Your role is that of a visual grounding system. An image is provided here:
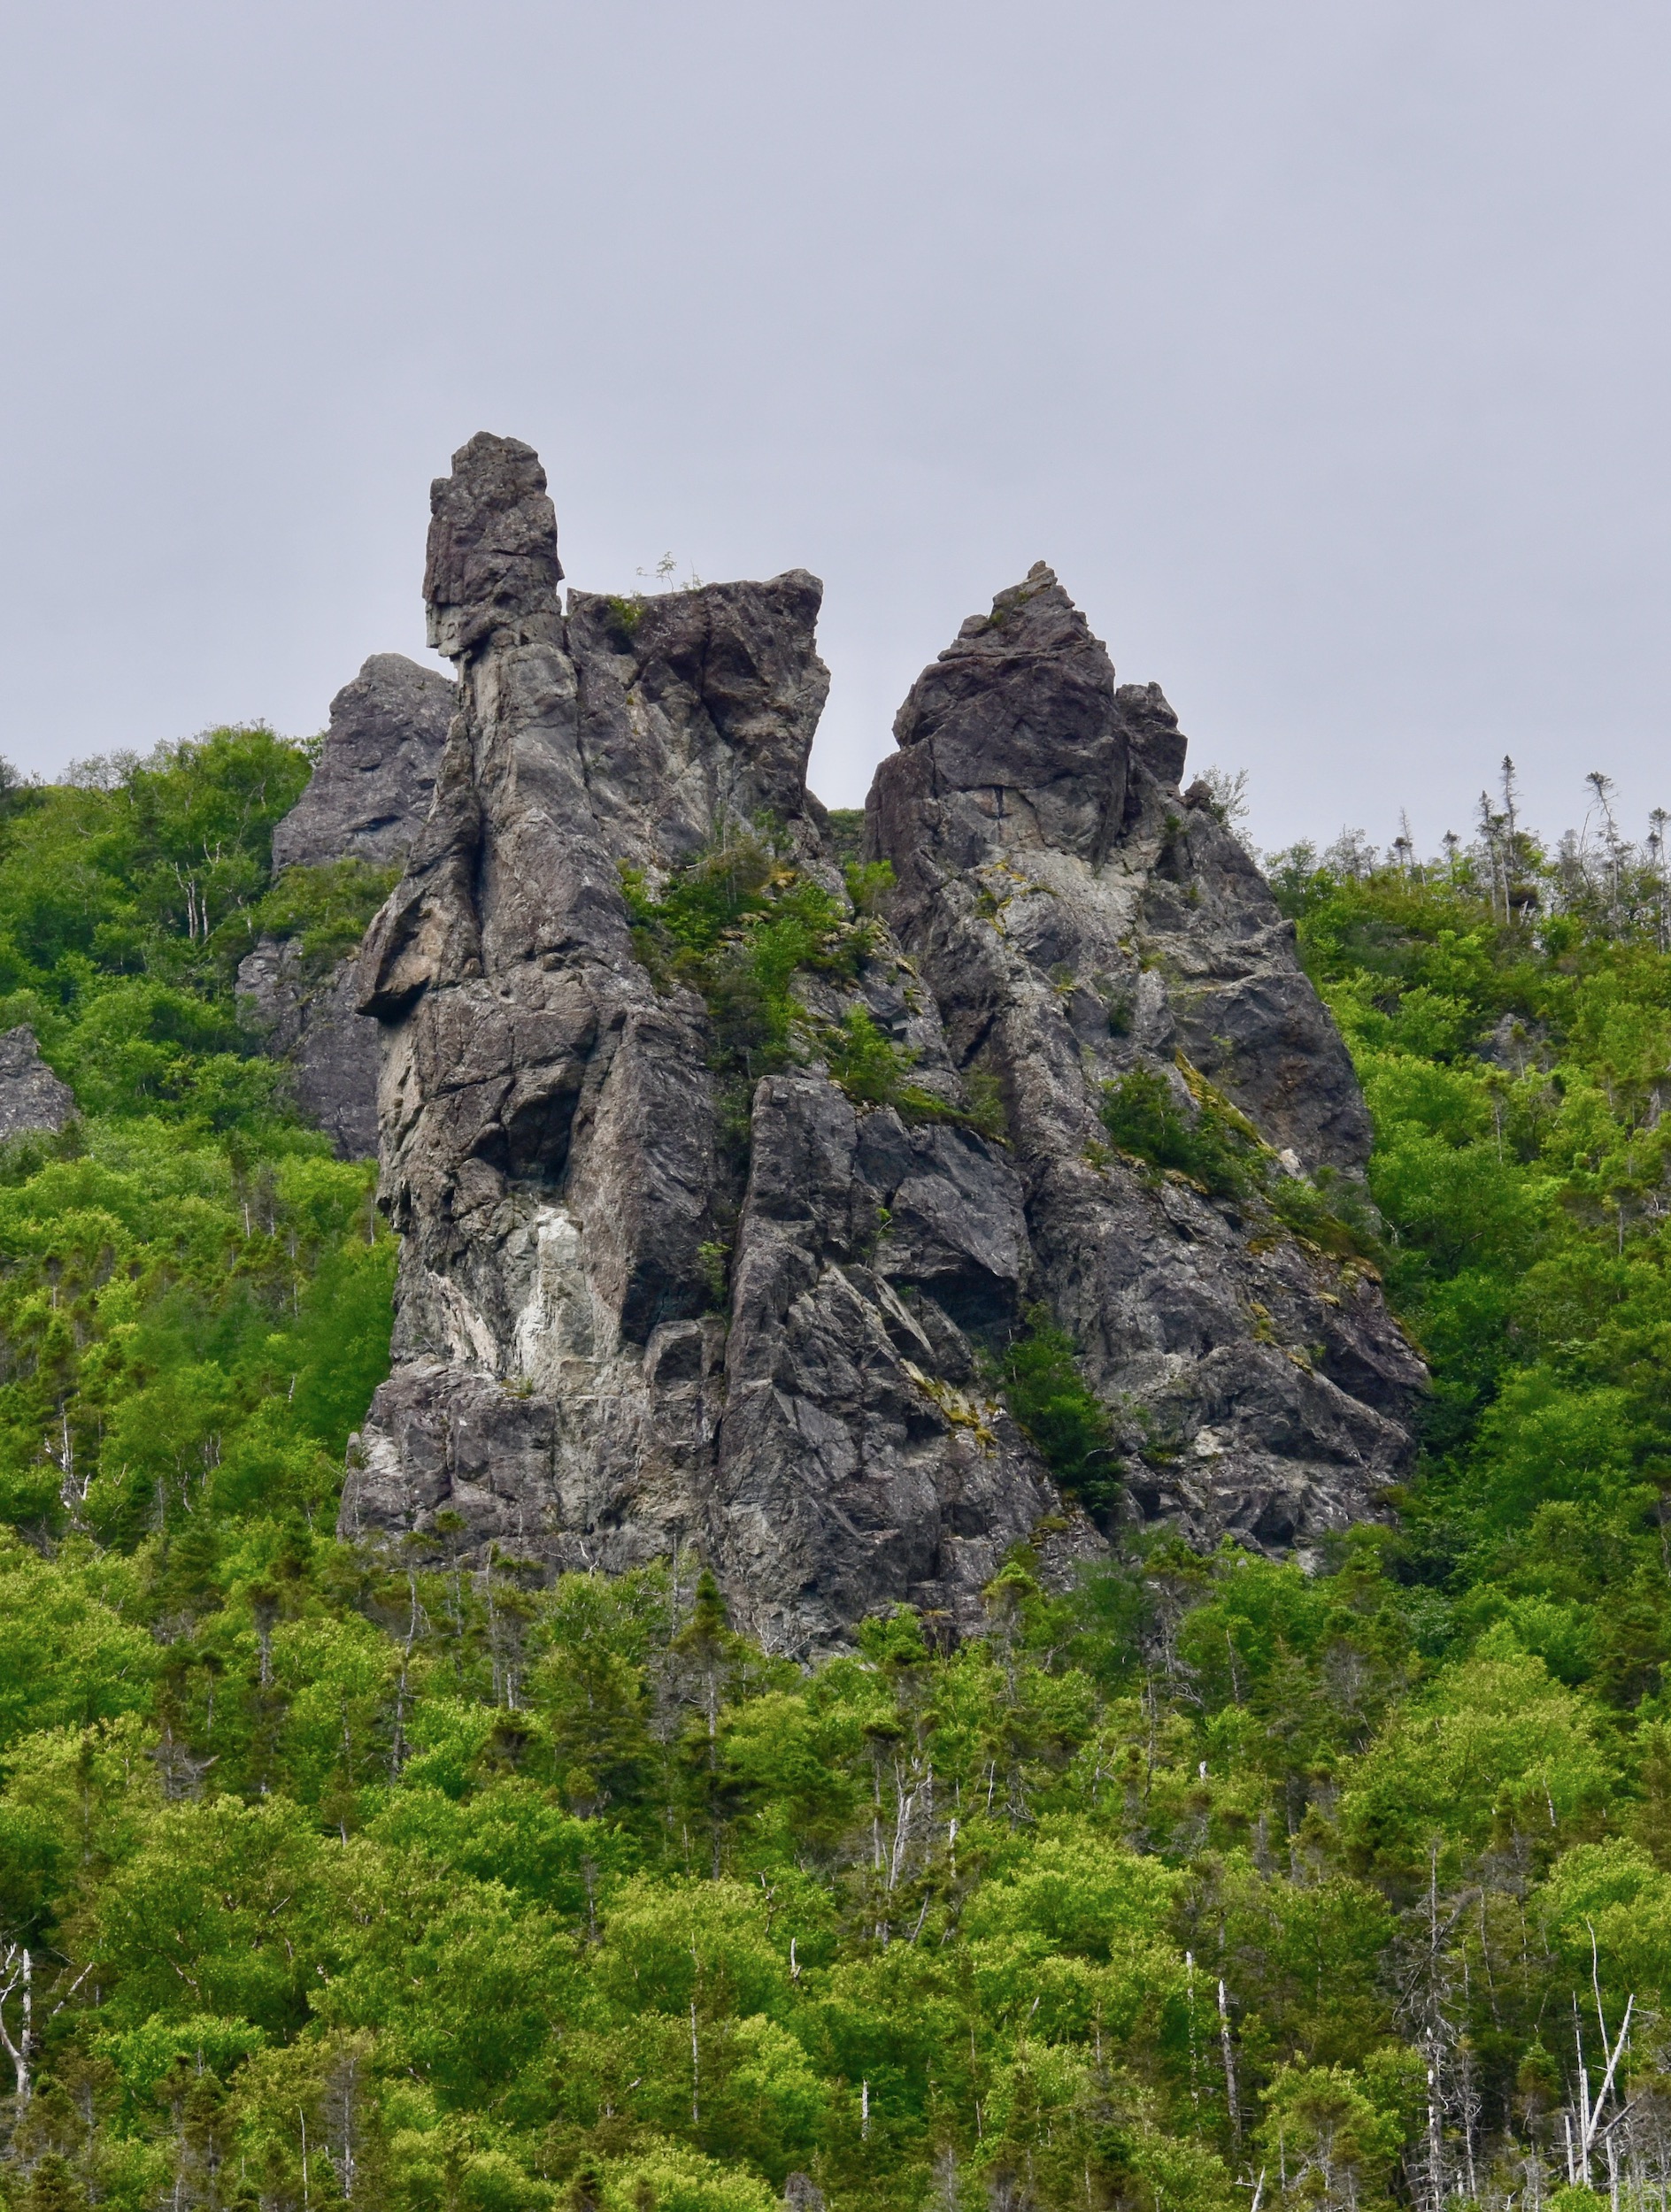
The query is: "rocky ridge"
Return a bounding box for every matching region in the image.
[329,433,1423,1647]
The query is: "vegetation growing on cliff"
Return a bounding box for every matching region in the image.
[621,834,1005,1138]
[620,832,881,1084]
[999,1308,1121,1510]
[9,761,1671,2212]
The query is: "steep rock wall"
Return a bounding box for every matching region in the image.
[337,434,1423,1643]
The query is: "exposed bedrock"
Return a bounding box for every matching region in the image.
[239,654,454,1156]
[338,435,1424,1642]
[0,1026,77,1143]
[274,653,454,872]
[867,562,1422,1552]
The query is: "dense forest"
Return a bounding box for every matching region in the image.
[4,738,1671,2212]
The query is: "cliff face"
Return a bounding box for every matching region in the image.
[870,566,1421,1553]
[272,653,453,874]
[333,433,1423,1647]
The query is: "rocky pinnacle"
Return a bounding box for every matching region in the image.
[333,435,1424,1647]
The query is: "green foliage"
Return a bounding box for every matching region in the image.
[625,840,1000,1140]
[1001,1306,1120,1509]
[18,763,1671,2211]
[1099,1065,1251,1196]
[252,858,401,973]
[0,726,309,991]
[0,1125,392,1543]
[621,833,862,1080]
[820,1005,909,1105]
[841,857,893,915]
[822,809,866,868]
[1098,1062,1383,1264]
[0,731,395,1563]
[1282,841,1671,1601]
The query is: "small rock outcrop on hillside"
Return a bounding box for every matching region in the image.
[238,655,453,1156]
[0,1027,76,1143]
[330,433,1423,1647]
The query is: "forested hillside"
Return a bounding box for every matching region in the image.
[5,741,1671,2212]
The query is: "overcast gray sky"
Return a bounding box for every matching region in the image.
[2,1,1666,853]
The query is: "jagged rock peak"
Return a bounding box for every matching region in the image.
[872,566,1372,1174]
[889,564,1127,867]
[272,654,454,874]
[867,571,1421,1554]
[338,439,1423,1635]
[424,434,564,662]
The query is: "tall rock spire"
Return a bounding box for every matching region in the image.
[423,433,564,660]
[870,569,1418,1550]
[336,438,1423,1639]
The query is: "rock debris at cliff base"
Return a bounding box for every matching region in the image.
[284,431,1432,1646]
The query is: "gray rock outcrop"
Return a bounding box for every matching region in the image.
[0,1027,75,1143]
[272,654,454,872]
[239,654,455,1156]
[338,434,1424,1643]
[237,940,383,1162]
[869,563,1421,1553]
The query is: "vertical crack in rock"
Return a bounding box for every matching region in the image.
[335,443,1425,1643]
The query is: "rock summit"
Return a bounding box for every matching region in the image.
[312,434,1422,1647]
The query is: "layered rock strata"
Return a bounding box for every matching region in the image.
[338,434,1423,1644]
[238,655,454,1156]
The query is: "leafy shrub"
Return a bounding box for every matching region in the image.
[1265,1162,1389,1264]
[1001,1306,1120,1510]
[624,841,1003,1142]
[823,1006,910,1106]
[843,857,894,915]
[1099,1066,1251,1196]
[251,857,401,972]
[622,833,859,1078]
[823,807,866,866]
